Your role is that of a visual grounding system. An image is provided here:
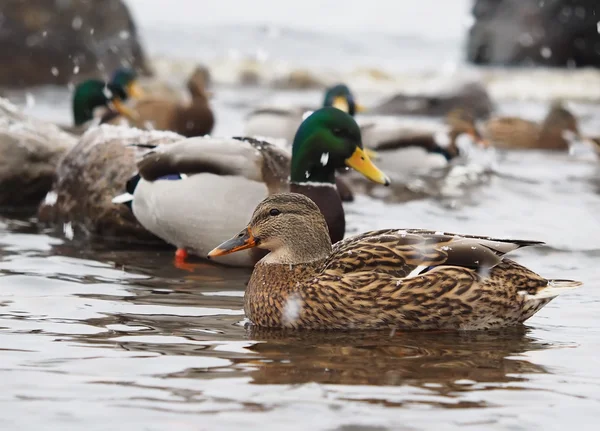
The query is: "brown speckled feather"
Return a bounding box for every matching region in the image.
[245,229,578,331]
[37,125,183,242]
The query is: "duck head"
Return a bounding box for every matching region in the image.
[290,107,390,185]
[323,84,365,116]
[110,67,144,99]
[72,68,143,126]
[208,193,332,264]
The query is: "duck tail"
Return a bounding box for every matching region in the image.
[526,279,583,300]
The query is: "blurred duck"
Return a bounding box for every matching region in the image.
[208,192,581,330]
[125,107,390,267]
[38,125,183,243]
[0,98,77,208]
[62,68,144,135]
[482,101,582,151]
[244,84,364,143]
[358,108,487,178]
[128,67,214,137]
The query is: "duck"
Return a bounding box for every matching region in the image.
[244,83,364,144]
[482,101,582,151]
[37,124,183,243]
[357,108,487,179]
[128,67,215,137]
[128,107,390,267]
[0,98,78,208]
[208,192,582,330]
[61,67,144,135]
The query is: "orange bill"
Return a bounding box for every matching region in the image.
[207,227,257,258]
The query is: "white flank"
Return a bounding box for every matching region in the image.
[112,193,134,204]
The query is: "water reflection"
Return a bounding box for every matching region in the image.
[244,328,549,390]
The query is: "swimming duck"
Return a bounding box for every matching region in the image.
[244,83,364,144]
[129,67,214,137]
[129,107,390,267]
[62,68,144,135]
[483,101,581,151]
[37,125,183,242]
[357,108,486,178]
[0,98,78,208]
[208,192,581,330]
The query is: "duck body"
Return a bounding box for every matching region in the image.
[245,230,567,330]
[38,124,183,242]
[0,97,77,208]
[129,68,214,137]
[209,193,582,331]
[131,137,289,267]
[483,102,579,151]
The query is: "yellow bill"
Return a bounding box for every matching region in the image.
[345,147,390,186]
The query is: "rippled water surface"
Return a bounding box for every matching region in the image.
[2,2,600,429]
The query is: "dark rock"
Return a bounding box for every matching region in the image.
[467,0,600,67]
[0,0,150,88]
[370,82,494,119]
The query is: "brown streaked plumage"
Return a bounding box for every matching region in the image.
[37,125,184,243]
[209,193,582,331]
[0,97,78,208]
[130,67,214,137]
[483,102,580,151]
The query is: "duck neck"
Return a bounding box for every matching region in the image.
[72,80,110,126]
[290,182,345,244]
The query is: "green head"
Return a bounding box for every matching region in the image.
[290,107,389,185]
[110,68,141,99]
[323,84,365,116]
[72,80,128,125]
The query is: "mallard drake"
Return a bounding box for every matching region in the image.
[128,107,390,267]
[38,125,183,242]
[357,108,486,178]
[483,101,581,151]
[129,67,214,137]
[208,193,582,330]
[0,98,78,208]
[244,83,364,144]
[62,68,144,135]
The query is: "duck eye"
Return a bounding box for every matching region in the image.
[269,208,281,216]
[332,128,344,137]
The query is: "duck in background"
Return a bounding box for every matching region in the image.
[62,67,144,135]
[244,83,364,144]
[129,67,215,137]
[37,125,183,243]
[358,108,486,180]
[482,101,583,151]
[208,192,581,330]
[126,107,390,268]
[0,97,78,208]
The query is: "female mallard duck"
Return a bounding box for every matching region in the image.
[0,98,78,208]
[244,83,364,143]
[208,193,581,330]
[129,107,390,267]
[37,125,183,242]
[62,68,144,135]
[483,101,581,151]
[128,67,214,137]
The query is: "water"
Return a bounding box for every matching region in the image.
[2,1,600,429]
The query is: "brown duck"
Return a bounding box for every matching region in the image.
[483,102,581,151]
[38,125,183,243]
[209,193,581,330]
[130,67,215,137]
